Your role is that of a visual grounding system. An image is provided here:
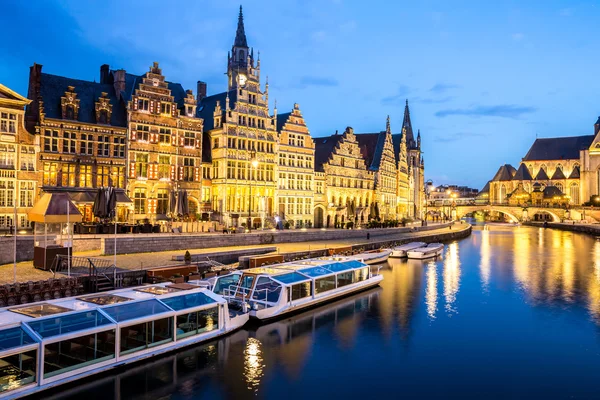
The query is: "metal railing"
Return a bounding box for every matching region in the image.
[50,255,121,293]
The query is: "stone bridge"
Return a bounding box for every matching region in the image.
[426,204,600,223]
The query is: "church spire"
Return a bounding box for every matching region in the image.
[417,129,421,149]
[234,5,248,48]
[402,99,416,149]
[386,115,391,134]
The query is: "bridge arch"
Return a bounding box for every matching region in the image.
[529,208,561,222]
[488,208,520,223]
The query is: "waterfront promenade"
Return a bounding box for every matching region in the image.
[0,223,467,284]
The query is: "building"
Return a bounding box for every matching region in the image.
[276,104,315,228]
[26,64,129,222]
[401,100,425,218]
[0,84,38,230]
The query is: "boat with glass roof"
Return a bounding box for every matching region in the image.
[0,282,249,399]
[196,256,383,321]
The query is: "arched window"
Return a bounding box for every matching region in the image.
[570,182,580,205]
[499,184,506,204]
[555,182,563,193]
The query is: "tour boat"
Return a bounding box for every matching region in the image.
[406,243,444,259]
[0,282,249,399]
[351,249,393,265]
[199,256,383,322]
[390,242,427,258]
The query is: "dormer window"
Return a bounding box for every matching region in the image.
[98,109,108,124]
[138,99,149,111]
[187,106,193,116]
[0,112,16,133]
[160,103,171,115]
[65,105,75,120]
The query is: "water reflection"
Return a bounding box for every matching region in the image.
[479,230,491,290]
[443,242,461,315]
[425,261,438,320]
[243,338,264,392]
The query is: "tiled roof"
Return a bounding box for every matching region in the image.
[197,90,237,131]
[38,73,127,127]
[535,168,549,180]
[391,133,403,164]
[523,135,594,161]
[313,134,343,172]
[551,167,566,180]
[116,72,187,110]
[276,112,292,133]
[477,181,490,195]
[356,132,384,171]
[491,164,516,181]
[513,163,533,181]
[569,165,580,179]
[202,132,212,163]
[543,185,563,198]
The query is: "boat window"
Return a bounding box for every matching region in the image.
[337,271,354,288]
[252,277,281,303]
[297,266,332,278]
[323,262,353,273]
[77,294,131,305]
[0,349,36,393]
[161,292,217,312]
[272,272,310,285]
[43,329,116,379]
[240,275,255,289]
[27,310,113,339]
[175,307,219,339]
[10,303,73,318]
[102,299,170,323]
[342,260,366,269]
[289,282,312,301]
[213,274,242,295]
[0,326,37,352]
[354,267,369,283]
[119,317,173,356]
[315,276,336,294]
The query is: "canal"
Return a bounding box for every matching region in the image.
[41,225,600,399]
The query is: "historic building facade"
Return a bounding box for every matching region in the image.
[0,84,38,230]
[26,64,129,222]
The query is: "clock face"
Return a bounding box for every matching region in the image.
[237,74,247,87]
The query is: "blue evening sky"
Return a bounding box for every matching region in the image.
[1,0,599,189]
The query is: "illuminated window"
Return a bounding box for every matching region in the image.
[136,125,150,141]
[157,189,168,214]
[0,144,16,169]
[97,166,111,187]
[19,181,34,207]
[0,112,16,133]
[158,155,170,179]
[134,188,146,214]
[97,135,110,157]
[80,134,93,155]
[80,165,93,187]
[113,137,125,158]
[42,162,58,186]
[135,153,148,178]
[20,146,35,171]
[0,180,15,207]
[61,164,76,187]
[159,128,171,144]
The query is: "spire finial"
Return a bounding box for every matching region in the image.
[386,115,391,133]
[234,5,248,48]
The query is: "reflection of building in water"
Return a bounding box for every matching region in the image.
[443,242,461,314]
[480,231,491,290]
[425,261,438,320]
[379,259,424,339]
[588,241,600,322]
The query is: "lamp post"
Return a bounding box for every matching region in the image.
[248,152,258,232]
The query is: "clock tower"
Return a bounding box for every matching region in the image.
[228,6,256,90]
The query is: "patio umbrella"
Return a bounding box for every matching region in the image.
[107,187,117,220]
[92,188,107,219]
[169,190,177,215]
[181,190,189,216]
[374,202,380,220]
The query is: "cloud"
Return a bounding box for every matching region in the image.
[381,85,411,105]
[429,83,459,93]
[435,104,537,119]
[311,30,328,42]
[512,33,525,41]
[414,96,455,104]
[297,76,339,88]
[434,132,487,143]
[559,8,573,17]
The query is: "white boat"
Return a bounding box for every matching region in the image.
[201,256,383,322]
[485,222,521,227]
[0,282,249,399]
[351,249,393,264]
[407,243,444,259]
[390,242,427,258]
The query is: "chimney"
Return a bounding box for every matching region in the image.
[197,81,207,103]
[100,64,110,84]
[113,69,126,100]
[25,63,43,132]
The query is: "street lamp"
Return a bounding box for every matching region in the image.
[248,152,258,232]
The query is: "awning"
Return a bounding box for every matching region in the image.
[68,191,95,204]
[116,191,132,203]
[28,193,83,223]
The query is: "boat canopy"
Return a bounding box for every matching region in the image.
[0,326,37,351]
[27,310,113,339]
[161,292,217,312]
[272,272,311,285]
[102,299,170,323]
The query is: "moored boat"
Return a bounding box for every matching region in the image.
[351,249,392,265]
[406,243,444,259]
[390,242,427,258]
[0,282,249,399]
[484,222,521,227]
[202,256,383,321]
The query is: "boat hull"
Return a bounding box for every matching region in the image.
[390,242,427,258]
[354,249,392,264]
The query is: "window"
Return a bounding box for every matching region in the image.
[20,146,35,171]
[289,282,311,301]
[119,317,172,356]
[97,135,110,157]
[0,144,16,169]
[97,166,111,187]
[0,215,13,229]
[61,164,75,187]
[136,125,150,142]
[213,138,219,149]
[80,165,92,187]
[19,182,34,207]
[159,128,171,144]
[174,307,219,339]
[0,180,14,207]
[0,112,16,133]
[160,103,171,115]
[227,161,235,179]
[157,189,168,214]
[134,188,146,214]
[183,158,195,181]
[113,137,125,158]
[112,167,125,189]
[184,131,195,147]
[315,276,336,294]
[65,104,75,119]
[43,162,58,186]
[80,134,93,155]
[137,98,149,111]
[135,153,148,178]
[158,155,170,180]
[98,109,109,124]
[62,131,76,153]
[44,130,58,152]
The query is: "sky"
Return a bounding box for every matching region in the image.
[1,0,599,189]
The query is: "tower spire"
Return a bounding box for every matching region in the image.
[234,5,248,48]
[417,129,421,149]
[386,115,391,134]
[402,99,415,149]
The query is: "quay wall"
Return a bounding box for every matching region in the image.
[0,236,101,265]
[524,222,600,236]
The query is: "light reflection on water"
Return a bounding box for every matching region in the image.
[45,226,600,400]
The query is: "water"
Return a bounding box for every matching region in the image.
[41,226,600,399]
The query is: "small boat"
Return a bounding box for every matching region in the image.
[390,242,427,258]
[352,249,392,265]
[407,243,444,259]
[0,282,249,399]
[203,256,383,321]
[485,222,520,227]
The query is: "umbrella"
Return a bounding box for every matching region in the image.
[374,202,380,220]
[107,187,117,220]
[181,190,189,216]
[92,188,107,219]
[169,190,177,215]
